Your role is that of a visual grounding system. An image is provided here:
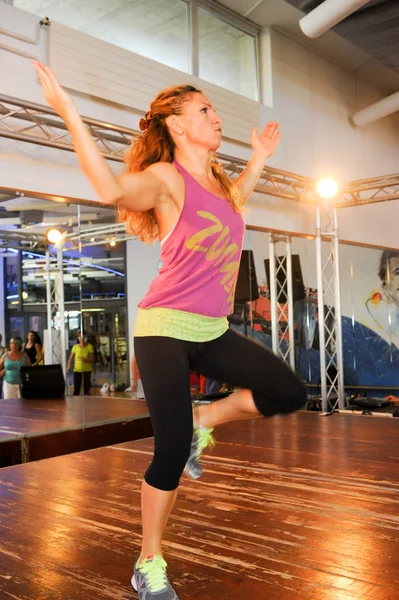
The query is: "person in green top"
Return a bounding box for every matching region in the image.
[67,332,94,396]
[0,337,31,399]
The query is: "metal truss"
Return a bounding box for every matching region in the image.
[0,223,131,251]
[60,222,132,248]
[0,229,46,250]
[268,234,295,370]
[338,174,399,207]
[3,94,399,206]
[0,94,316,203]
[45,250,66,377]
[315,206,345,413]
[2,94,399,207]
[0,94,133,161]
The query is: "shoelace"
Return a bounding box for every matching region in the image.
[197,427,215,454]
[138,556,168,593]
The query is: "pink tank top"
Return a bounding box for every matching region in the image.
[138,160,245,317]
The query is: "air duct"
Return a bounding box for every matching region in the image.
[352,91,399,126]
[299,0,370,38]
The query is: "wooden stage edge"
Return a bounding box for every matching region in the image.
[0,411,398,600]
[0,395,152,467]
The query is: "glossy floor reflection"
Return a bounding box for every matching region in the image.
[0,412,398,599]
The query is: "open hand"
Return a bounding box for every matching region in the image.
[251,121,280,161]
[33,60,77,122]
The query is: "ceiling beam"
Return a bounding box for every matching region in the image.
[352,90,399,126]
[299,0,370,38]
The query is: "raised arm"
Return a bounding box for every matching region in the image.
[33,62,168,211]
[235,122,280,205]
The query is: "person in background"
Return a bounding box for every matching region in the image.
[67,332,94,395]
[0,337,31,399]
[24,331,43,366]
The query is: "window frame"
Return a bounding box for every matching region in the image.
[186,0,260,100]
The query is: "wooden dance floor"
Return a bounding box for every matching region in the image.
[0,395,151,466]
[0,411,398,599]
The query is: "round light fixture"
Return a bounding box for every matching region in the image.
[316,178,339,199]
[46,228,63,244]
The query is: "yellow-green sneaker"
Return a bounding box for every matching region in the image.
[132,555,179,599]
[185,426,215,479]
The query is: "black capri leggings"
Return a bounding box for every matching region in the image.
[134,328,306,492]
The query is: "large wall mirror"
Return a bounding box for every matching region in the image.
[0,194,129,399]
[1,194,398,403]
[232,230,399,397]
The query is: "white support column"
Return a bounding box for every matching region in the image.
[57,247,66,377]
[269,233,295,369]
[315,204,346,413]
[44,248,66,376]
[45,251,53,363]
[315,207,328,411]
[286,239,296,371]
[333,208,345,408]
[268,234,278,355]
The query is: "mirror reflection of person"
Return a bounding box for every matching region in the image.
[379,251,399,306]
[24,331,44,366]
[67,332,94,395]
[0,337,31,399]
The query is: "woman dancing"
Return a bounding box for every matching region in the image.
[34,61,306,600]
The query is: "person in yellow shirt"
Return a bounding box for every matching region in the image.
[67,332,94,395]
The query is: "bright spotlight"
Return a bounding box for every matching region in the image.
[317,178,339,199]
[46,228,63,244]
[110,240,116,247]
[90,237,95,242]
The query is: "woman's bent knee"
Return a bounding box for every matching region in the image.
[253,377,307,417]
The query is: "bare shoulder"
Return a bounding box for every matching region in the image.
[145,162,181,191]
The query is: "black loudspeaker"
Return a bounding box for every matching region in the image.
[234,249,259,303]
[264,254,306,303]
[20,365,65,399]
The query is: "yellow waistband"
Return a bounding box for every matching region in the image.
[134,307,229,342]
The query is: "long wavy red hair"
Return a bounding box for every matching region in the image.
[119,85,241,242]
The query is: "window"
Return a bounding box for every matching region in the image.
[14,0,259,99]
[14,0,189,73]
[198,8,258,100]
